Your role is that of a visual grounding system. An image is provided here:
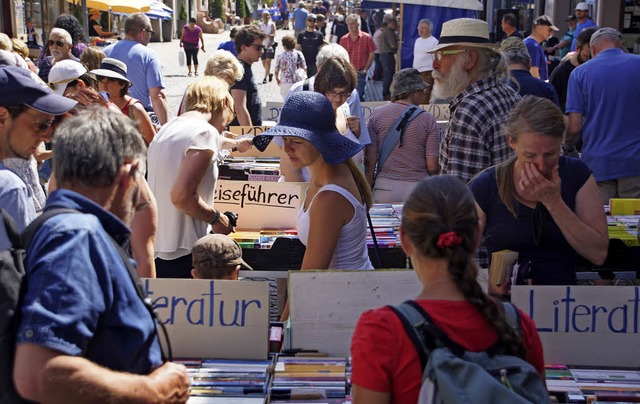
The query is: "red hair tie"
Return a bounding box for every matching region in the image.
[436,231,463,249]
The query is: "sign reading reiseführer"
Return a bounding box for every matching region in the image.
[144,278,270,359]
[511,285,640,367]
[263,102,451,123]
[214,180,306,229]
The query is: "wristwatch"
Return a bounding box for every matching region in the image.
[208,210,221,225]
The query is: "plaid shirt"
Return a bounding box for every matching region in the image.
[440,76,521,182]
[339,31,376,71]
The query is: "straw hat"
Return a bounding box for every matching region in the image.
[429,18,499,53]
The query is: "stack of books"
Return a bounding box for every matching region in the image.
[181,358,273,402]
[219,157,281,182]
[230,230,298,249]
[367,204,402,248]
[545,365,640,403]
[270,356,349,401]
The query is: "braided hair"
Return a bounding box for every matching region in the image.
[402,175,527,358]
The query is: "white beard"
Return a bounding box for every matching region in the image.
[432,56,471,99]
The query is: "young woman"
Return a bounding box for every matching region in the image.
[259,10,277,83]
[254,91,372,271]
[92,58,156,145]
[469,96,608,287]
[180,17,205,76]
[351,175,546,403]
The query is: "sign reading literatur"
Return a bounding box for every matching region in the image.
[214,180,306,229]
[511,286,640,367]
[144,278,270,359]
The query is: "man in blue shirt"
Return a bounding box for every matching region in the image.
[524,15,558,81]
[0,66,76,250]
[292,2,309,39]
[13,108,190,402]
[502,47,559,106]
[566,28,640,204]
[570,2,597,52]
[104,13,169,125]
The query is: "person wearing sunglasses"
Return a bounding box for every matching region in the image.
[296,13,324,77]
[431,18,520,183]
[229,25,266,127]
[47,28,76,65]
[469,96,608,289]
[104,13,169,126]
[524,15,559,80]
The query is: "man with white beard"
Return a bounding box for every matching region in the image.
[430,18,520,182]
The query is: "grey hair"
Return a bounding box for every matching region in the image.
[316,43,350,68]
[0,33,11,51]
[590,32,623,48]
[503,48,531,70]
[53,107,146,188]
[419,18,433,30]
[49,28,72,44]
[204,50,244,84]
[124,13,150,36]
[475,48,509,81]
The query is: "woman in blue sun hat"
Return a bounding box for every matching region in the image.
[255,91,374,272]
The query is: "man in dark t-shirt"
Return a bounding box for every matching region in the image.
[296,13,324,77]
[230,25,265,126]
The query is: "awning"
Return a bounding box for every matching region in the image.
[146,0,173,20]
[68,0,151,14]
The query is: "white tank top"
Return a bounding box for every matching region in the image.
[297,184,373,270]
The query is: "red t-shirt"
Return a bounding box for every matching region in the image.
[339,31,376,71]
[350,300,545,404]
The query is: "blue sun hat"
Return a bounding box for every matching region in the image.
[253,91,363,165]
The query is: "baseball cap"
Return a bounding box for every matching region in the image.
[566,15,577,22]
[192,234,253,272]
[48,59,88,95]
[575,2,589,11]
[534,15,559,31]
[590,27,623,46]
[0,66,77,114]
[307,13,317,20]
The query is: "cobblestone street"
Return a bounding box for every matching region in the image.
[148,27,290,119]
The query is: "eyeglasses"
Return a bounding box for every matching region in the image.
[48,78,78,92]
[248,43,265,51]
[141,28,155,36]
[326,90,350,99]
[47,40,66,47]
[434,49,468,62]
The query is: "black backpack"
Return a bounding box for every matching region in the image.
[0,208,76,403]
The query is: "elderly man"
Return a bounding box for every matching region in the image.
[413,18,439,103]
[13,107,190,402]
[524,15,558,80]
[365,68,439,203]
[431,18,520,183]
[566,28,640,204]
[104,13,169,125]
[570,2,597,51]
[500,13,522,40]
[292,2,309,40]
[339,14,376,101]
[0,66,76,250]
[501,44,559,106]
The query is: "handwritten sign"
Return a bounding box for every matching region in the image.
[214,180,306,229]
[288,270,422,356]
[512,285,640,367]
[263,101,450,123]
[228,125,280,157]
[144,278,270,359]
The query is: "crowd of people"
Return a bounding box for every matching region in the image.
[0,6,638,402]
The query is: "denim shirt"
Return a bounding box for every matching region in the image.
[17,189,162,374]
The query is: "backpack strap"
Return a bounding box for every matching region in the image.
[388,301,431,371]
[1,209,22,249]
[375,105,424,177]
[485,301,523,356]
[302,78,310,91]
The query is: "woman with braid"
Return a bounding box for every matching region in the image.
[350,175,545,403]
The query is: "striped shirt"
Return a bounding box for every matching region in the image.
[367,102,439,182]
[440,76,520,183]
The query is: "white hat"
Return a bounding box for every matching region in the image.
[90,57,131,86]
[47,59,88,95]
[429,18,499,53]
[575,2,589,11]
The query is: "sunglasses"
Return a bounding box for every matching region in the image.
[141,28,155,35]
[248,43,265,51]
[47,40,66,47]
[308,19,317,22]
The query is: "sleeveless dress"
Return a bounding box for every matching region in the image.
[297,184,373,270]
